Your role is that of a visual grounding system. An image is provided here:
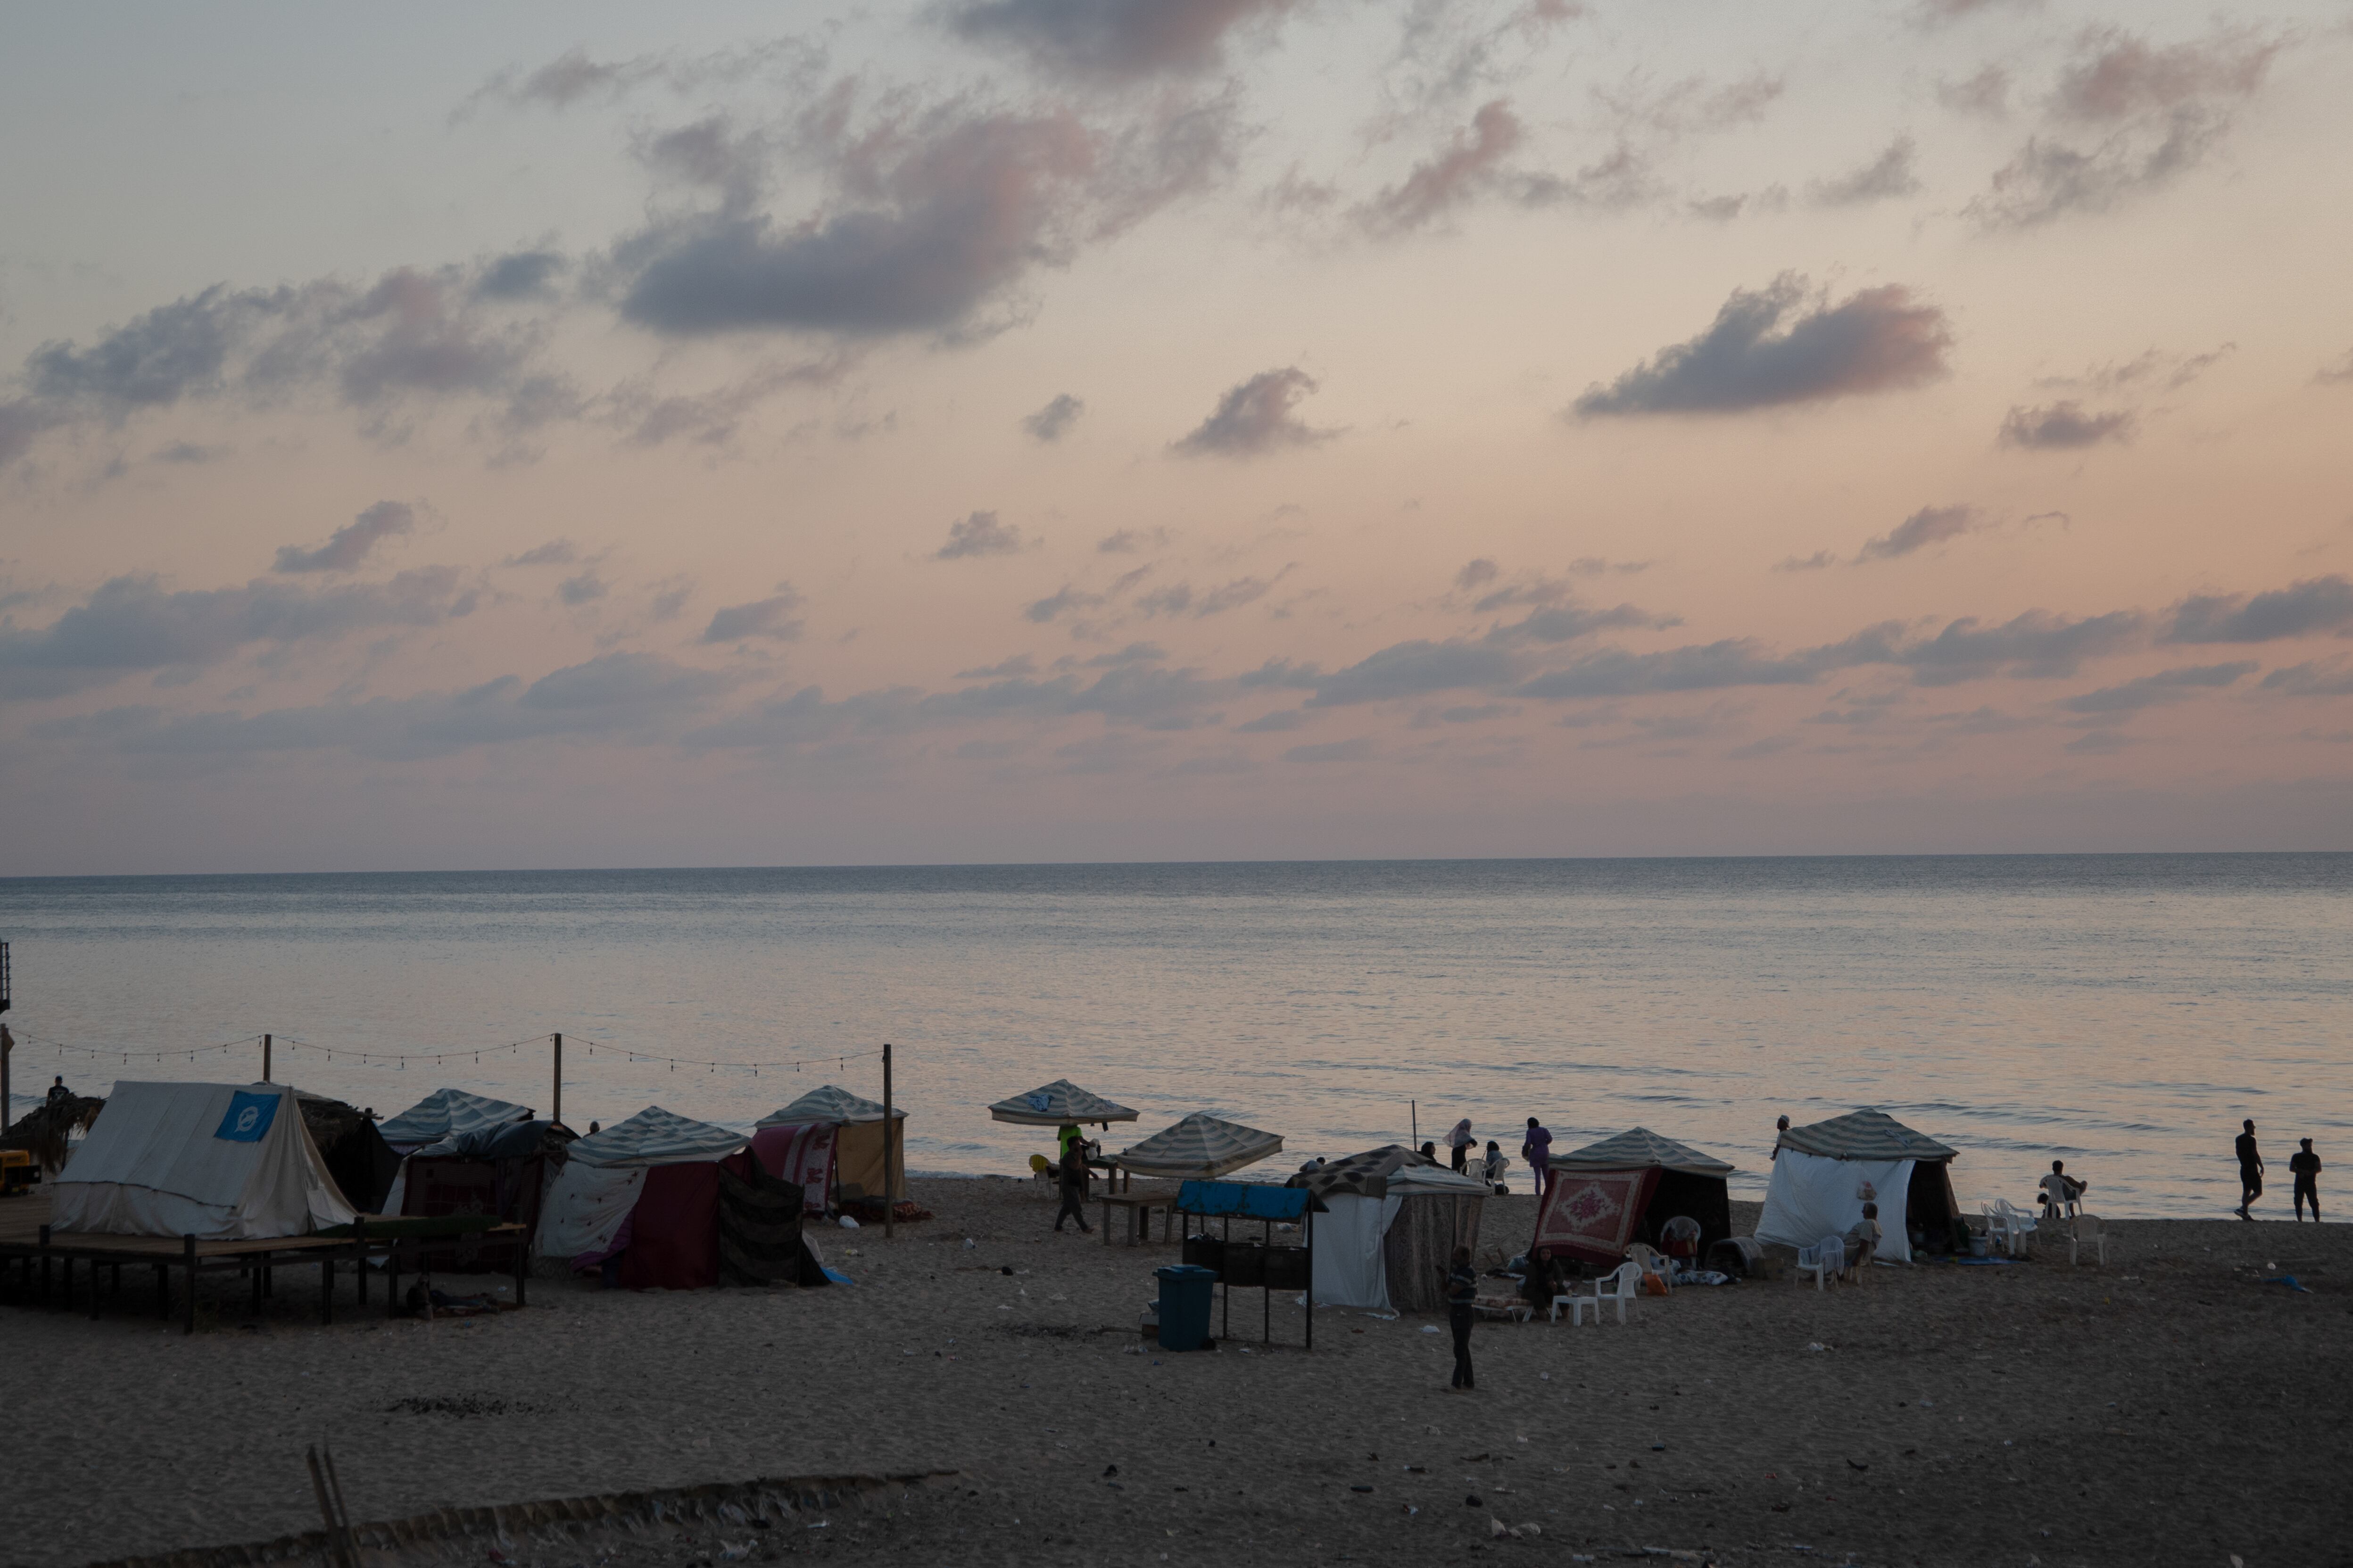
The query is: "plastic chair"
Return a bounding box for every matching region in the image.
[1028,1154,1054,1191]
[1624,1242,1673,1293]
[1797,1233,1845,1290]
[1572,1263,1644,1324]
[1989,1199,2036,1256]
[2069,1213,2106,1266]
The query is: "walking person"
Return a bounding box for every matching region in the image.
[1521,1116,1553,1197]
[2290,1139,2322,1222]
[2236,1120,2264,1220]
[1444,1245,1477,1390]
[1053,1135,1093,1234]
[1446,1118,1474,1174]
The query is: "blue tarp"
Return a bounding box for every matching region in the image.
[1177,1180,1311,1220]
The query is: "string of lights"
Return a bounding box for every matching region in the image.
[6,1023,885,1078]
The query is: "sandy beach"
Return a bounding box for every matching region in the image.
[5,1180,2345,1568]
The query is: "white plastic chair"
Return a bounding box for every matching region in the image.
[1797,1233,1845,1290]
[2069,1213,2106,1266]
[1625,1242,1673,1293]
[2038,1174,2084,1220]
[1571,1263,1644,1324]
[1991,1199,2036,1257]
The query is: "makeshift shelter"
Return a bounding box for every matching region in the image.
[1757,1109,1959,1264]
[1533,1128,1736,1267]
[393,1117,573,1270]
[376,1088,534,1154]
[1287,1146,1487,1314]
[295,1091,402,1215]
[537,1106,746,1290]
[758,1085,905,1204]
[986,1079,1137,1128]
[50,1081,357,1240]
[1120,1112,1283,1180]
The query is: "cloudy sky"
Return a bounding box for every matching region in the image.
[3,0,2350,874]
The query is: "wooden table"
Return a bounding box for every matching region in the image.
[1085,1157,1131,1194]
[1099,1192,1176,1246]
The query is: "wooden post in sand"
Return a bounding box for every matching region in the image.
[262,1033,271,1082]
[882,1043,895,1241]
[551,1033,563,1129]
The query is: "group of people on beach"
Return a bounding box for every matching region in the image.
[1429,1115,1552,1196]
[2237,1120,2323,1221]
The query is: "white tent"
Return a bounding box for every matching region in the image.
[1757,1109,1959,1265]
[986,1079,1137,1128]
[1119,1112,1283,1180]
[51,1081,358,1240]
[1287,1146,1488,1313]
[377,1087,533,1153]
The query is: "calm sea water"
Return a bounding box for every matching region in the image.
[1,857,2346,1218]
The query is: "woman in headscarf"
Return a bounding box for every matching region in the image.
[1446,1118,1475,1174]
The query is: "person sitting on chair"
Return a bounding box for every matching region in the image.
[1481,1140,1510,1193]
[1844,1202,1882,1281]
[2039,1160,2087,1218]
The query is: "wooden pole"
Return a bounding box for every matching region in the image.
[882,1043,895,1241]
[1410,1100,1417,1148]
[262,1033,271,1082]
[551,1033,562,1129]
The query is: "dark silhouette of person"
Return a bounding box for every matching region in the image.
[1445,1245,1477,1390]
[1054,1137,1093,1234]
[2236,1120,2263,1220]
[2289,1139,2321,1222]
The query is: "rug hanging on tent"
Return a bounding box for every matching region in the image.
[1531,1168,1660,1266]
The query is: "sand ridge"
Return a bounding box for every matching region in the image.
[4,1179,2345,1568]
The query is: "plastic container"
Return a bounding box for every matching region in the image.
[1154,1264,1217,1352]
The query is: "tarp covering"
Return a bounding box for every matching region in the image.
[51,1081,358,1239]
[377,1088,534,1152]
[1289,1144,1490,1200]
[617,1162,721,1290]
[537,1162,645,1261]
[758,1085,903,1126]
[1307,1192,1402,1312]
[1176,1180,1314,1220]
[1757,1151,1920,1264]
[1774,1109,1956,1163]
[751,1123,837,1215]
[716,1156,825,1287]
[1121,1113,1284,1179]
[987,1079,1138,1127]
[565,1105,744,1168]
[1531,1167,1662,1266]
[1555,1127,1736,1176]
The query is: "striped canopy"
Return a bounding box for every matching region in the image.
[758,1085,904,1127]
[376,1087,533,1149]
[564,1105,746,1169]
[1556,1127,1735,1177]
[1287,1144,1490,1200]
[1118,1112,1284,1179]
[1776,1108,1957,1163]
[987,1079,1138,1127]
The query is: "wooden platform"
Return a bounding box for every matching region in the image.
[0,1192,528,1333]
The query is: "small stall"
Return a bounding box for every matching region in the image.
[1110,1112,1284,1245]
[1175,1179,1317,1349]
[987,1078,1139,1190]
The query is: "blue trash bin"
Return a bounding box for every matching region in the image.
[1154,1264,1217,1352]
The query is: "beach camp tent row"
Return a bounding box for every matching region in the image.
[1757,1109,1958,1264]
[51,1081,358,1240]
[1531,1128,1736,1267]
[1288,1146,1488,1313]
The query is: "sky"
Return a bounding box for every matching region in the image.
[2,0,2351,875]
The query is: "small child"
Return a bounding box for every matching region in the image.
[1844,1201,1883,1280]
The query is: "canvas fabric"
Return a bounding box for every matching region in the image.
[377,1088,533,1152]
[537,1161,646,1261]
[715,1155,824,1287]
[1306,1192,1405,1312]
[1774,1109,1956,1163]
[758,1085,901,1126]
[618,1162,721,1290]
[1757,1150,1919,1263]
[1119,1112,1284,1179]
[564,1105,744,1168]
[986,1079,1138,1127]
[51,1081,356,1240]
[1555,1127,1735,1177]
[751,1123,837,1213]
[1531,1167,1662,1265]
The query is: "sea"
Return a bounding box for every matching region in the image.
[1,856,2346,1219]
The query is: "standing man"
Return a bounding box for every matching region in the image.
[1054,1134,1093,1234]
[2236,1119,2264,1221]
[1446,1118,1475,1174]
[2289,1139,2321,1222]
[1444,1245,1477,1391]
[1521,1117,1553,1197]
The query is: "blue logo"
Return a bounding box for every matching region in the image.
[215,1090,281,1143]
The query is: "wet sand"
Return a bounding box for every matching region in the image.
[3,1179,2345,1568]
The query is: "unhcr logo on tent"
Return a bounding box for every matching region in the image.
[215,1090,280,1143]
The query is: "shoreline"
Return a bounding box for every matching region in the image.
[6,1178,2346,1568]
